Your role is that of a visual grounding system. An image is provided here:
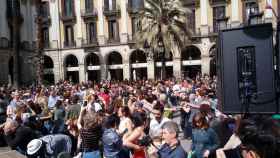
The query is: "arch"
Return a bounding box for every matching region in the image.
[85,53,100,66]
[64,54,79,83]
[64,54,79,67]
[130,49,147,80]
[85,53,101,82]
[83,52,101,66]
[129,49,147,63]
[107,51,122,65]
[181,45,201,60]
[43,55,54,69]
[107,51,123,81]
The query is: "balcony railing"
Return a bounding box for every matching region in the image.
[127,0,143,15]
[103,5,121,17]
[60,13,76,23]
[81,8,98,20]
[81,38,98,47]
[128,34,136,43]
[0,37,10,49]
[106,36,120,44]
[64,41,76,48]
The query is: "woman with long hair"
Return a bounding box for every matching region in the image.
[191,112,220,158]
[118,106,133,135]
[79,108,103,158]
[123,112,147,158]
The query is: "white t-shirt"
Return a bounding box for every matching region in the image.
[149,117,170,138]
[118,117,132,133]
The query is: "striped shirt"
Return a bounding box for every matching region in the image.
[80,125,102,151]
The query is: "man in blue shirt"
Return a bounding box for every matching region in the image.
[158,121,187,158]
[48,91,59,109]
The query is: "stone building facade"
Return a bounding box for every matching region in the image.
[0,0,278,85]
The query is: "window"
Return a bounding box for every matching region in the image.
[131,17,141,36]
[108,20,119,41]
[187,8,196,33]
[213,6,226,32]
[131,0,143,9]
[42,28,49,48]
[65,25,74,46]
[64,0,73,17]
[42,2,49,17]
[86,22,97,43]
[105,0,116,10]
[85,0,93,13]
[244,2,259,23]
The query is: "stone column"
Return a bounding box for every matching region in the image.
[53,63,61,83]
[123,63,130,80]
[201,55,211,75]
[79,64,86,83]
[120,0,128,43]
[100,64,108,81]
[200,0,209,35]
[173,57,182,80]
[231,0,240,27]
[147,57,155,80]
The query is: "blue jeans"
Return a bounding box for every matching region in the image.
[82,150,101,158]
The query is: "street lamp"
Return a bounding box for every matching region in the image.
[158,38,165,80]
[143,40,151,60]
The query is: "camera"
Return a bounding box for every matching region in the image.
[138,135,153,146]
[83,101,88,107]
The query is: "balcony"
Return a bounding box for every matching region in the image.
[60,13,76,23]
[21,41,32,51]
[127,0,143,15]
[64,41,76,48]
[103,5,121,17]
[128,34,136,43]
[0,37,10,49]
[81,9,98,21]
[106,36,120,45]
[81,38,98,47]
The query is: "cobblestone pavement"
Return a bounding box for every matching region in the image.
[172,111,192,152]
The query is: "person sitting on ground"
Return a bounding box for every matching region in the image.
[27,134,72,158]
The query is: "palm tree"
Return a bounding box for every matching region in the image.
[135,0,192,79]
[35,0,44,85]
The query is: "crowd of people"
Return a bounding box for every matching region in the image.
[0,75,279,158]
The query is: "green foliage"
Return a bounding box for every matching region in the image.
[135,0,192,57]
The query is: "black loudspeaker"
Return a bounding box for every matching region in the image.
[217,23,278,114]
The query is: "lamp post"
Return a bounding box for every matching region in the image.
[143,40,151,60]
[158,39,165,80]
